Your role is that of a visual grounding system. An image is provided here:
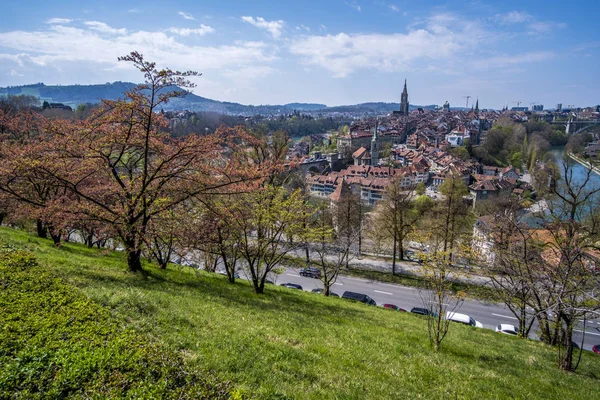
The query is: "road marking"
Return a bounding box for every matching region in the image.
[287,274,300,277]
[333,282,344,286]
[574,330,600,336]
[374,290,393,295]
[491,313,518,320]
[346,277,369,282]
[380,283,416,290]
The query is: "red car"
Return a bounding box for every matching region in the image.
[383,303,406,312]
[593,345,600,354]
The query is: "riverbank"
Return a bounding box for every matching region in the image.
[567,152,600,176]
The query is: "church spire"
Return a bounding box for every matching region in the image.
[475,98,479,114]
[400,79,409,115]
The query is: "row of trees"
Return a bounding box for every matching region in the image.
[0,53,358,298]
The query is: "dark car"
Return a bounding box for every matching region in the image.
[592,345,600,354]
[341,291,377,306]
[383,303,406,312]
[410,307,436,316]
[280,283,303,290]
[311,288,339,297]
[299,267,321,278]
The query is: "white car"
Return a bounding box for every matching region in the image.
[445,311,483,328]
[496,324,518,335]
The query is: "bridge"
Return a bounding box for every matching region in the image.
[550,118,600,134]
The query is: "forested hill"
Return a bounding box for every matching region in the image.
[0,82,439,115]
[0,82,328,115]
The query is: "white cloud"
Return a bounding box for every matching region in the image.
[0,25,277,76]
[8,69,24,77]
[167,25,215,36]
[529,21,567,34]
[84,21,127,35]
[472,51,555,70]
[178,11,195,20]
[128,9,141,13]
[495,11,532,24]
[289,14,483,78]
[46,18,73,24]
[388,5,400,12]
[346,2,361,12]
[241,16,284,39]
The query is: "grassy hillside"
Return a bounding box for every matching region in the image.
[0,226,598,399]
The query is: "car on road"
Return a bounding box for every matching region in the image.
[592,345,600,354]
[496,324,518,335]
[446,311,483,328]
[341,291,377,306]
[299,266,321,278]
[280,283,303,290]
[410,307,436,316]
[216,270,240,279]
[311,288,339,297]
[383,304,406,312]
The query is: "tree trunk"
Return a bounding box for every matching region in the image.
[126,243,143,273]
[50,231,61,246]
[324,283,330,296]
[0,212,5,226]
[36,219,47,238]
[392,231,397,275]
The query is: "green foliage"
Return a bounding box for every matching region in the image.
[449,146,470,161]
[1,227,600,399]
[415,182,426,196]
[0,240,230,399]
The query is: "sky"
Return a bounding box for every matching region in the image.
[0,0,598,109]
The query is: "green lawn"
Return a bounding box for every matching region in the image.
[1,226,599,399]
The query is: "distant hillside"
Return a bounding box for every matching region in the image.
[0,82,436,115]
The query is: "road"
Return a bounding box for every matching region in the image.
[273,268,600,351]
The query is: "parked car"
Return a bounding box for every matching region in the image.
[216,270,240,279]
[383,303,406,312]
[592,345,600,354]
[496,324,518,335]
[311,288,339,297]
[299,266,321,278]
[341,291,377,306]
[280,283,303,290]
[446,311,483,328]
[410,307,436,316]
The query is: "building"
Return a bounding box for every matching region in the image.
[370,124,380,166]
[532,104,544,112]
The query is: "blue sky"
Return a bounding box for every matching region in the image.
[0,0,598,108]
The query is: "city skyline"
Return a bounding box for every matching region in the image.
[0,0,598,109]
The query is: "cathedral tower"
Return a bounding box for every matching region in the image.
[400,79,409,115]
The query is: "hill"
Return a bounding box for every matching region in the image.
[0,82,437,115]
[1,226,598,399]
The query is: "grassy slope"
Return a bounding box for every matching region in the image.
[1,226,598,399]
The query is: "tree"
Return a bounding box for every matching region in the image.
[310,203,351,296]
[233,185,317,294]
[417,250,467,351]
[330,180,363,266]
[35,52,262,272]
[539,158,600,371]
[373,174,422,274]
[426,174,471,259]
[415,182,426,196]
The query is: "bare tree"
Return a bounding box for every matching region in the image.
[310,203,354,296]
[417,250,467,351]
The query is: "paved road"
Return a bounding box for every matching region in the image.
[273,268,600,351]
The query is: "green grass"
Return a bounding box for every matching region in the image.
[1,226,599,399]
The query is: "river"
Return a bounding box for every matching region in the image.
[548,147,600,192]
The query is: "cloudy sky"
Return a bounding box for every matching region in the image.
[0,0,598,109]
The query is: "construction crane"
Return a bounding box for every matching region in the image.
[513,101,522,108]
[463,95,471,109]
